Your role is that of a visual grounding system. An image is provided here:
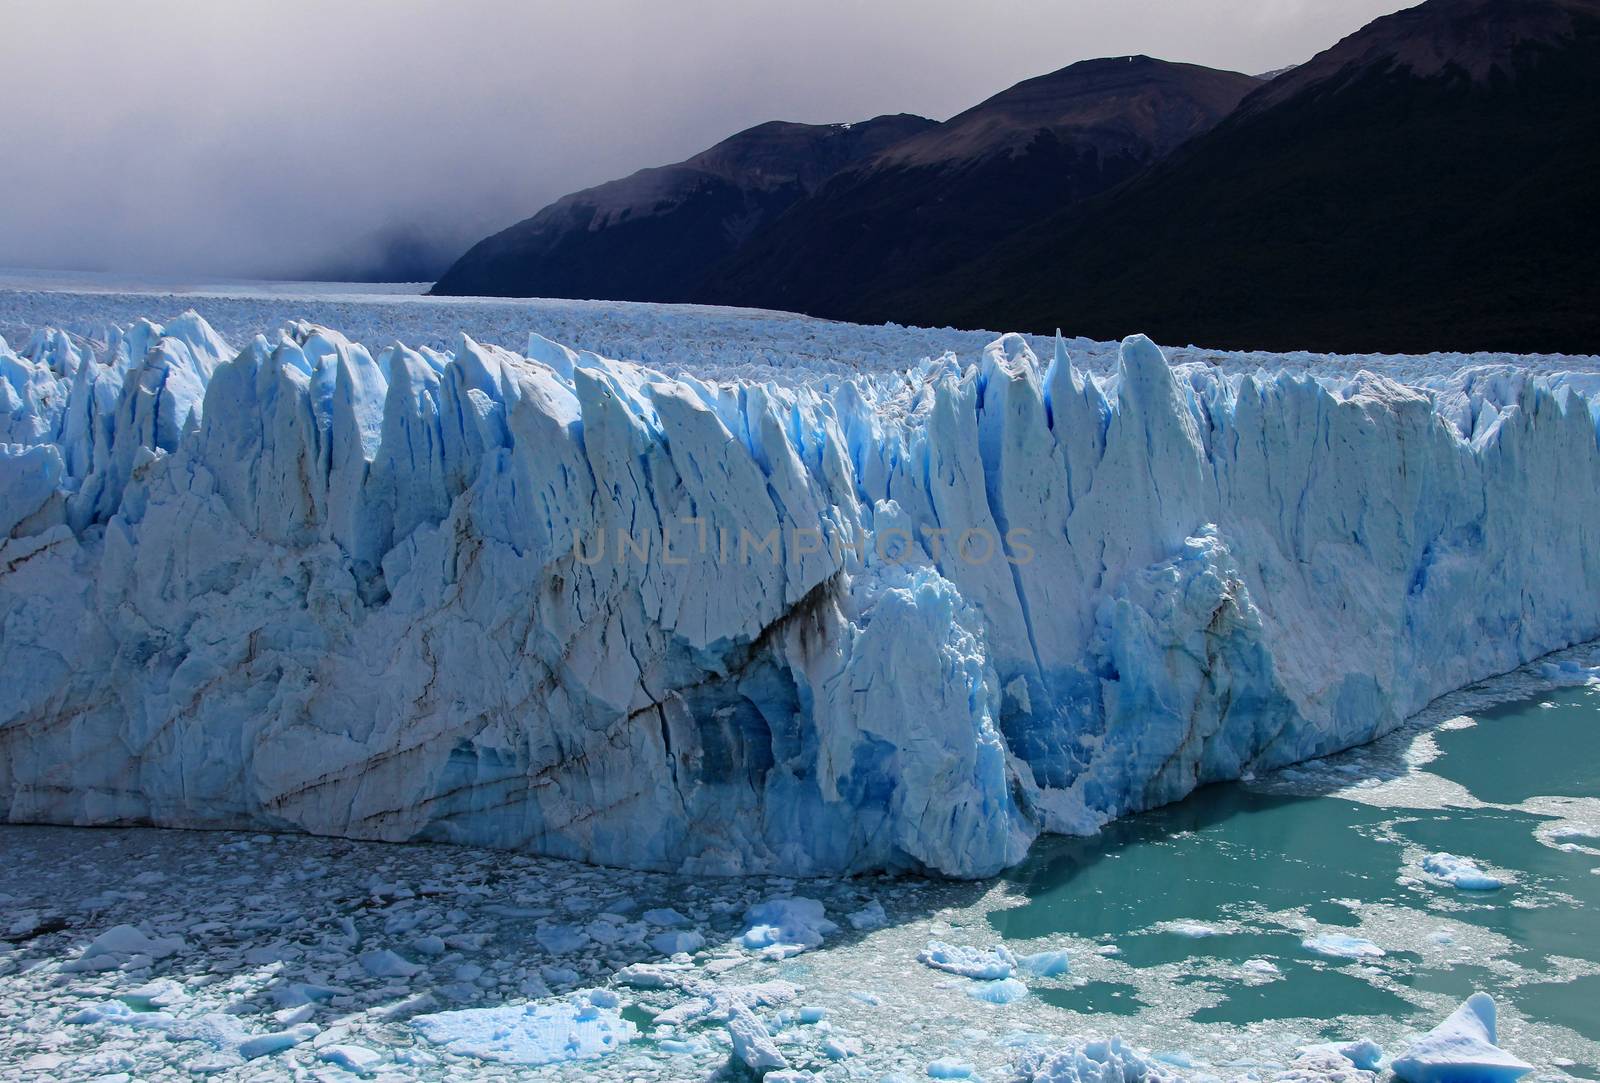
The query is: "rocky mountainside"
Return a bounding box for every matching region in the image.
[910,0,1600,352]
[698,57,1260,321]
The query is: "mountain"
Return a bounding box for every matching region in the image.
[698,57,1260,320]
[429,114,935,301]
[910,0,1600,353]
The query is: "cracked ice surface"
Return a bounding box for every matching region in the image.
[5,286,1600,878]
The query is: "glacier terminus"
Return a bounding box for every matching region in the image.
[4,303,1600,879]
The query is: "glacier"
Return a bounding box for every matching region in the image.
[3,307,1600,878]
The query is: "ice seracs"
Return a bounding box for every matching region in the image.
[1391,993,1533,1083]
[5,310,1600,877]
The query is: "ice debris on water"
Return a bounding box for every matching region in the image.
[967,977,1029,1004]
[1011,1036,1184,1082]
[63,924,186,972]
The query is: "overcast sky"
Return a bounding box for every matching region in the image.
[2,0,1415,281]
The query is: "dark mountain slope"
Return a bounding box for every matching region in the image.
[908,0,1600,353]
[698,57,1260,320]
[430,114,934,301]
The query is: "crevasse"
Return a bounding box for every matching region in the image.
[3,314,1598,878]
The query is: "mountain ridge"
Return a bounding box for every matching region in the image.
[429,113,934,302]
[903,0,1600,352]
[692,56,1260,321]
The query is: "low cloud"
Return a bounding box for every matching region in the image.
[1,0,1411,281]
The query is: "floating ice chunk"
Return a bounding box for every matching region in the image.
[273,981,346,1007]
[726,1005,788,1072]
[319,1044,383,1075]
[272,1003,315,1027]
[239,1022,318,1060]
[1277,1049,1380,1081]
[413,935,446,956]
[535,924,590,955]
[1157,920,1220,938]
[1422,854,1506,891]
[1012,1036,1183,1082]
[1300,1038,1384,1071]
[374,991,437,1020]
[584,919,625,945]
[359,948,422,978]
[918,940,1017,980]
[847,900,888,931]
[121,979,187,1009]
[1391,993,1532,1083]
[927,1059,976,1078]
[1302,933,1386,960]
[1241,958,1283,980]
[613,961,696,989]
[643,907,692,927]
[1017,950,1070,977]
[63,924,186,971]
[1538,660,1600,686]
[412,990,636,1066]
[68,1001,150,1026]
[823,1034,862,1059]
[741,897,836,958]
[968,977,1029,1004]
[650,929,705,956]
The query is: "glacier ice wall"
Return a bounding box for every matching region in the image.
[3,314,1599,877]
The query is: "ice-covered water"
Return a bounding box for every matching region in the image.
[2,646,1595,1081]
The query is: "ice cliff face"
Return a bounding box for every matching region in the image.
[3,314,1598,878]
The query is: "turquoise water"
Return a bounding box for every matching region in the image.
[990,685,1600,1074]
